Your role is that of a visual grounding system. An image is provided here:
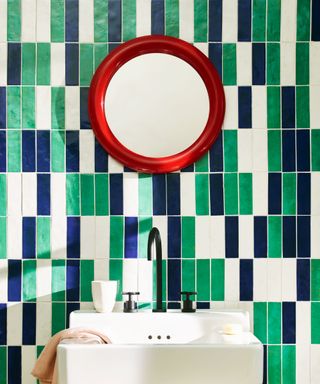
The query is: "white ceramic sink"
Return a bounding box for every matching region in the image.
[57,310,263,384]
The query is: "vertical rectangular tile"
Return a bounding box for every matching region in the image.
[282,345,296,384]
[197,259,210,301]
[194,0,207,42]
[51,0,64,42]
[298,215,311,258]
[167,173,180,215]
[267,43,280,85]
[224,173,238,215]
[254,302,267,343]
[297,0,310,41]
[165,0,178,37]
[297,259,310,301]
[312,0,320,41]
[252,0,266,41]
[222,0,238,42]
[7,0,21,41]
[136,0,151,37]
[238,86,252,128]
[296,43,309,85]
[283,302,296,343]
[108,0,122,42]
[239,173,252,214]
[296,86,310,128]
[182,259,195,293]
[110,217,124,259]
[80,44,94,86]
[267,0,281,41]
[168,216,181,259]
[223,44,237,85]
[268,302,282,343]
[195,174,209,215]
[297,130,310,170]
[238,0,251,42]
[225,216,239,258]
[268,173,282,214]
[211,259,224,300]
[240,259,253,300]
[182,217,195,259]
[268,216,282,258]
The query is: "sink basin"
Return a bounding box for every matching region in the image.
[57,310,263,384]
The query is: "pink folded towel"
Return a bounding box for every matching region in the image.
[32,328,111,384]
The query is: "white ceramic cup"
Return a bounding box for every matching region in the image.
[91,280,118,313]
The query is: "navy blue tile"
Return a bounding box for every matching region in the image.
[66,302,80,327]
[37,174,51,215]
[95,139,108,172]
[167,173,180,215]
[210,131,223,172]
[240,259,253,300]
[8,346,21,384]
[268,173,282,214]
[282,130,296,172]
[254,216,267,258]
[80,87,90,129]
[238,0,252,41]
[67,217,80,259]
[66,260,80,301]
[297,259,310,301]
[108,0,122,42]
[225,216,239,258]
[167,302,181,310]
[168,259,181,301]
[23,217,36,259]
[153,174,166,215]
[151,0,164,35]
[209,0,222,41]
[252,43,265,85]
[37,131,50,172]
[282,302,296,344]
[22,303,36,345]
[209,43,222,79]
[210,173,224,215]
[125,217,138,259]
[282,87,295,128]
[65,43,79,85]
[22,130,35,172]
[197,302,210,309]
[283,216,296,258]
[0,304,7,345]
[298,173,310,214]
[298,216,311,258]
[108,43,120,53]
[0,87,6,128]
[65,0,79,42]
[181,164,194,172]
[312,0,320,41]
[238,86,252,128]
[66,131,79,172]
[0,131,6,171]
[110,173,123,215]
[7,43,21,85]
[168,217,181,259]
[297,130,310,171]
[263,345,268,384]
[8,260,21,302]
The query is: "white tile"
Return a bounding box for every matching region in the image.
[22,173,37,216]
[297,344,311,384]
[296,302,311,344]
[138,259,153,301]
[195,216,211,259]
[21,0,36,41]
[239,216,254,258]
[123,173,139,216]
[81,217,95,259]
[7,302,22,345]
[94,259,109,281]
[180,173,195,216]
[280,0,297,42]
[311,216,320,259]
[22,346,37,384]
[312,173,320,215]
[252,86,267,129]
[179,0,194,42]
[51,43,65,86]
[222,0,238,42]
[36,260,52,302]
[51,216,66,259]
[253,172,268,215]
[310,86,320,129]
[282,259,296,301]
[0,260,7,302]
[65,87,80,130]
[238,130,253,172]
[223,86,238,129]
[136,0,151,37]
[36,0,50,42]
[237,43,252,86]
[152,217,167,259]
[194,43,208,56]
[253,259,267,301]
[225,259,239,301]
[210,216,225,258]
[95,217,109,259]
[79,0,94,42]
[7,173,21,216]
[311,345,320,384]
[36,87,51,130]
[267,259,282,301]
[252,130,268,171]
[79,130,95,173]
[80,302,94,310]
[0,43,7,85]
[51,173,66,217]
[310,43,320,85]
[122,260,138,292]
[36,302,51,345]
[108,156,124,173]
[7,216,22,259]
[0,0,7,42]
[281,42,296,85]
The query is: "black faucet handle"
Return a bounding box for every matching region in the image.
[122,291,140,299]
[122,292,140,313]
[180,291,197,313]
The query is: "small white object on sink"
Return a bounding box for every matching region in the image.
[223,323,243,335]
[91,280,117,313]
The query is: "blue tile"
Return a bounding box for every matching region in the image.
[282,87,295,128]
[238,86,252,128]
[240,259,253,300]
[297,130,310,171]
[22,303,36,345]
[67,217,80,259]
[80,87,90,129]
[209,0,222,42]
[298,173,310,214]
[181,164,194,172]
[167,173,180,215]
[7,43,21,85]
[8,260,21,302]
[151,0,164,35]
[209,43,222,79]
[254,216,267,258]
[37,174,51,215]
[66,302,80,328]
[23,217,36,259]
[167,302,181,310]
[0,87,6,128]
[65,43,79,85]
[108,43,120,53]
[0,304,7,345]
[66,260,80,301]
[283,216,296,258]
[238,0,252,41]
[312,0,320,41]
[168,259,181,301]
[298,216,311,258]
[282,130,296,172]
[153,174,166,215]
[268,173,282,214]
[197,302,210,309]
[225,216,239,258]
[210,131,223,172]
[94,139,108,172]
[110,174,123,215]
[8,346,21,384]
[65,0,79,42]
[108,0,122,42]
[282,302,296,344]
[297,259,310,301]
[0,131,6,171]
[66,131,79,172]
[22,131,35,172]
[263,345,267,384]
[37,131,50,172]
[210,173,224,215]
[168,217,181,259]
[125,217,138,259]
[252,43,265,85]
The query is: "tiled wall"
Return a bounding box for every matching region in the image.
[0,0,319,383]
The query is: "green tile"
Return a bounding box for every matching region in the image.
[22,43,36,85]
[182,217,195,259]
[51,87,65,130]
[312,130,320,171]
[182,259,195,292]
[37,43,51,85]
[283,345,296,384]
[197,259,210,301]
[195,174,209,215]
[94,44,108,70]
[80,260,94,302]
[252,0,266,41]
[52,260,66,302]
[7,0,21,41]
[0,347,7,384]
[37,217,51,259]
[224,173,238,215]
[253,302,267,343]
[268,130,281,171]
[283,173,296,215]
[110,217,124,259]
[223,44,237,86]
[22,87,35,129]
[223,130,238,172]
[268,216,282,258]
[267,87,281,129]
[81,174,95,215]
[194,0,208,42]
[51,0,64,42]
[0,175,7,216]
[296,86,310,128]
[109,260,123,301]
[23,260,37,302]
[52,303,66,335]
[267,0,281,41]
[296,43,309,85]
[138,174,152,216]
[268,346,281,384]
[268,302,281,344]
[239,173,253,215]
[211,259,224,301]
[37,345,45,357]
[80,44,94,86]
[94,0,108,42]
[66,174,80,215]
[312,260,320,301]
[312,302,320,344]
[51,131,65,172]
[165,0,179,38]
[122,0,136,40]
[138,217,152,259]
[195,152,209,172]
[7,130,21,172]
[95,174,109,215]
[7,87,21,129]
[0,218,7,259]
[297,0,310,41]
[267,43,280,85]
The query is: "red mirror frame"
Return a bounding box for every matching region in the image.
[88,35,225,173]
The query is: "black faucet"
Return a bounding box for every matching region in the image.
[147,227,166,312]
